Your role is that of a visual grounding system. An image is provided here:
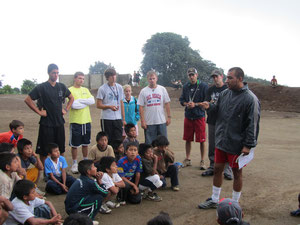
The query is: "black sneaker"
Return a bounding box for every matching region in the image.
[224,173,233,180]
[202,169,214,176]
[198,197,218,209]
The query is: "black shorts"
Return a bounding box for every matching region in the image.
[69,123,91,148]
[100,119,123,144]
[36,124,65,156]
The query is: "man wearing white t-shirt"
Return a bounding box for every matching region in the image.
[137,71,171,144]
[96,68,126,144]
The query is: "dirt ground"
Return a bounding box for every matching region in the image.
[0,93,300,225]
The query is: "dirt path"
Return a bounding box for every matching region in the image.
[0,95,299,225]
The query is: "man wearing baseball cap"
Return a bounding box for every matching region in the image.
[217,198,250,225]
[179,68,208,169]
[202,69,233,180]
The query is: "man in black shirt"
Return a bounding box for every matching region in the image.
[202,69,233,180]
[24,64,74,164]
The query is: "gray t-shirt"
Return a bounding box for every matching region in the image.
[96,83,124,120]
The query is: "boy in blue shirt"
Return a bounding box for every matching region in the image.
[65,160,108,220]
[117,142,142,204]
[45,143,76,194]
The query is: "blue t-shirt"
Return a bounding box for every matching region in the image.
[44,156,68,177]
[17,154,37,169]
[117,155,143,181]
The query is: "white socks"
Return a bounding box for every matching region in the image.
[211,186,221,203]
[73,160,77,164]
[232,190,241,202]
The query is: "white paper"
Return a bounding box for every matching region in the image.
[236,148,255,169]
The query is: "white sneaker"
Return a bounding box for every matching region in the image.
[100,203,112,214]
[71,163,79,174]
[35,187,45,196]
[106,200,120,208]
[93,221,99,225]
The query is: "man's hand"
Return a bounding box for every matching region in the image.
[130,184,139,195]
[198,101,210,109]
[96,171,104,181]
[187,102,195,109]
[141,120,147,129]
[166,117,171,126]
[62,108,67,116]
[241,146,250,155]
[39,109,47,117]
[123,120,127,126]
[110,105,119,111]
[60,184,68,192]
[50,214,63,225]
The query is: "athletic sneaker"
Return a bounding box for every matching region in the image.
[118,200,126,206]
[99,203,112,214]
[200,160,206,170]
[35,187,45,196]
[224,173,233,180]
[290,208,300,217]
[202,169,214,177]
[93,221,99,225]
[198,197,218,209]
[106,200,120,208]
[71,163,79,174]
[147,192,162,201]
[172,186,180,191]
[182,158,192,167]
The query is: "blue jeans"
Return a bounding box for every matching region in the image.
[144,123,167,145]
[161,165,179,187]
[46,175,76,195]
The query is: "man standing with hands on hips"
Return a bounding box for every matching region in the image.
[198,67,260,209]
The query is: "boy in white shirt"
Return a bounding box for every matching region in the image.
[98,156,125,212]
[5,179,62,225]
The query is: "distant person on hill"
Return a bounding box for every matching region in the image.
[138,70,171,144]
[68,72,95,174]
[96,68,126,144]
[134,71,141,86]
[198,67,260,209]
[271,75,277,87]
[179,68,208,169]
[24,63,74,165]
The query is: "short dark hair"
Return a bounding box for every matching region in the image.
[13,179,35,200]
[152,135,169,147]
[125,141,139,151]
[147,211,173,225]
[96,131,108,142]
[78,160,94,176]
[74,71,84,79]
[125,123,135,135]
[63,213,93,225]
[47,143,59,154]
[48,63,59,74]
[0,153,17,171]
[111,139,123,151]
[228,67,244,80]
[9,120,24,131]
[0,143,14,153]
[17,138,32,154]
[104,68,116,79]
[98,156,115,172]
[139,143,152,157]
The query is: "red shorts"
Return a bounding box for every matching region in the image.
[214,148,240,168]
[183,117,206,143]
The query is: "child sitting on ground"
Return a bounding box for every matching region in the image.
[88,132,115,164]
[111,139,124,162]
[0,153,22,199]
[152,135,179,191]
[0,195,13,225]
[45,143,76,195]
[291,193,300,217]
[5,179,63,225]
[65,160,108,221]
[97,156,125,213]
[17,138,44,195]
[0,120,24,148]
[123,123,139,151]
[138,143,163,201]
[117,142,142,204]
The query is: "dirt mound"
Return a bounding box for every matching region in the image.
[91,83,300,112]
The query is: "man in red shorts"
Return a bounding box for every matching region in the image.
[198,67,260,209]
[179,68,208,169]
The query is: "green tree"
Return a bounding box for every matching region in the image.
[21,79,37,94]
[141,32,218,86]
[0,85,14,94]
[13,88,20,94]
[89,61,114,74]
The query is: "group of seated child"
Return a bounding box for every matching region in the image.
[0,121,180,225]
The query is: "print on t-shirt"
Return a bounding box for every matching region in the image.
[146,93,161,107]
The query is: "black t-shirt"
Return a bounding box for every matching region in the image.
[29,81,71,127]
[205,84,227,125]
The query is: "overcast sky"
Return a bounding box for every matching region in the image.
[0,0,299,88]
